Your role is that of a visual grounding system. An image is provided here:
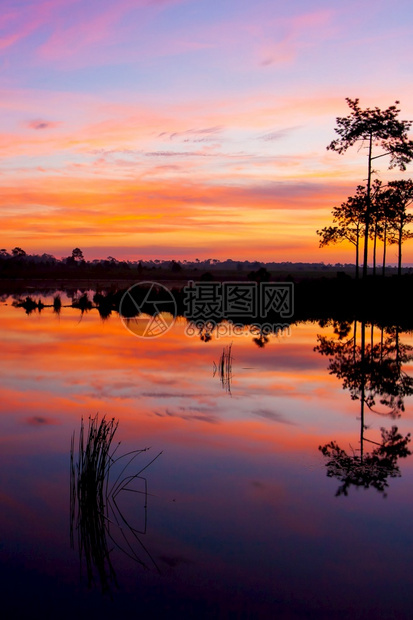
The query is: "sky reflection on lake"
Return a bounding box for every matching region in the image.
[1,298,413,619]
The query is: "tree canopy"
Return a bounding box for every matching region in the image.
[327,98,413,170]
[324,99,413,277]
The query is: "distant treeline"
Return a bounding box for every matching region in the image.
[0,246,409,281]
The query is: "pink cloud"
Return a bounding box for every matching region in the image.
[26,119,62,130]
[253,9,336,67]
[0,0,81,52]
[35,0,189,66]
[13,0,333,71]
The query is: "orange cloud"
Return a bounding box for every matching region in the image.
[0,172,361,261]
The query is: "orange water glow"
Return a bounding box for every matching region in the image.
[1,302,409,461]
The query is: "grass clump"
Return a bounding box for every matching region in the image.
[70,414,161,593]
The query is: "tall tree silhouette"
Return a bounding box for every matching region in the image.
[317,185,366,278]
[72,247,84,263]
[375,183,396,276]
[385,179,413,276]
[327,99,413,278]
[369,180,385,276]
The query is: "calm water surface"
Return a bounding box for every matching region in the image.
[1,295,413,619]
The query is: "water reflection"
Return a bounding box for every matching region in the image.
[70,415,161,593]
[93,292,114,320]
[316,321,413,416]
[10,287,293,346]
[12,296,45,314]
[319,426,411,497]
[12,293,64,315]
[72,292,93,315]
[53,293,62,315]
[316,320,413,495]
[2,293,413,616]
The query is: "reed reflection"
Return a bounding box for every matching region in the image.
[213,344,233,394]
[70,415,161,594]
[316,320,413,496]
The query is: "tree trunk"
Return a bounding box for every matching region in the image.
[396,326,400,366]
[398,224,403,277]
[362,134,373,279]
[373,220,377,277]
[353,320,357,360]
[382,222,387,277]
[380,327,384,364]
[370,323,374,363]
[355,227,359,279]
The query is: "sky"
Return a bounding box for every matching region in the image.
[1,0,413,263]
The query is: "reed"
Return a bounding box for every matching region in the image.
[72,292,93,313]
[12,295,44,314]
[70,414,161,593]
[53,294,62,314]
[213,343,233,394]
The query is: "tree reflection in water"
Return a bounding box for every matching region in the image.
[319,426,411,497]
[316,320,412,496]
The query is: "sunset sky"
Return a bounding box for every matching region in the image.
[2,0,413,263]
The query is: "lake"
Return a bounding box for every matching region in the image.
[1,289,413,619]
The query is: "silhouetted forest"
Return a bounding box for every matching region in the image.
[0,246,411,286]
